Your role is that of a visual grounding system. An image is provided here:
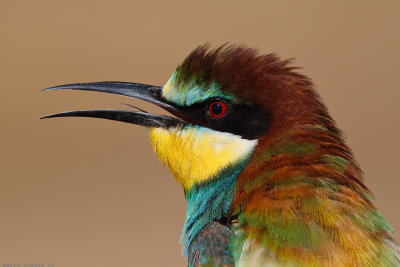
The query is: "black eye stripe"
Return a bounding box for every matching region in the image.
[173,99,271,140]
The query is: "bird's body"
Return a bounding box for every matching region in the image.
[43,44,399,266]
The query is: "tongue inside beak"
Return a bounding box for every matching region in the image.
[41,81,183,128]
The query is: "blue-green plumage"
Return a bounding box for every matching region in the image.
[182,154,252,259]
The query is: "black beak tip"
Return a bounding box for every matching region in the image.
[40,113,62,119]
[42,84,73,91]
[40,115,50,119]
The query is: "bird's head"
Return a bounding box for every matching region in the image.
[43,44,323,192]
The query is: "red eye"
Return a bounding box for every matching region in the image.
[208,101,227,118]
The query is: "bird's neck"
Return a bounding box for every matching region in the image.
[231,124,398,265]
[181,155,252,256]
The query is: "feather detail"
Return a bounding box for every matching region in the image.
[231,125,399,266]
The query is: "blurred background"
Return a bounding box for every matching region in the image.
[1,0,399,266]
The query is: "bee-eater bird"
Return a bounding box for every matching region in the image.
[42,44,399,266]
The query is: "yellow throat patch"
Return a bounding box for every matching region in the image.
[149,126,258,191]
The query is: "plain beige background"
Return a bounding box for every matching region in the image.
[1,0,399,266]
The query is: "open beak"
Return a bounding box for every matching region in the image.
[40,81,183,128]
